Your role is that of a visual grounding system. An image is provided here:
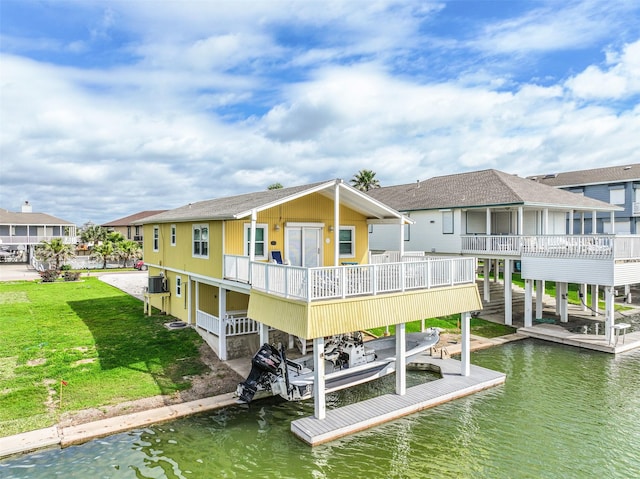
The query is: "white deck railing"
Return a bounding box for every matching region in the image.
[196,309,259,337]
[0,235,77,245]
[461,234,640,260]
[247,257,476,302]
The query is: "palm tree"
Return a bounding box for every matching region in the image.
[116,240,142,268]
[91,242,115,269]
[35,238,74,271]
[350,169,381,191]
[80,225,107,248]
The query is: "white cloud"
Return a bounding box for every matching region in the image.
[566,39,640,99]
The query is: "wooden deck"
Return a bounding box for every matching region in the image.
[518,324,640,354]
[290,355,505,446]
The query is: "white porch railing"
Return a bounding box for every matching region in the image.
[461,234,640,260]
[224,255,251,282]
[369,250,426,263]
[196,309,259,337]
[461,235,522,255]
[196,309,220,335]
[249,257,477,302]
[0,235,77,245]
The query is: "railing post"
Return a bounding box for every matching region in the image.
[450,260,454,286]
[341,267,347,298]
[372,264,378,295]
[401,262,406,292]
[306,268,312,302]
[427,259,431,289]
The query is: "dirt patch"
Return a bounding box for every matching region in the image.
[58,343,244,428]
[27,358,46,367]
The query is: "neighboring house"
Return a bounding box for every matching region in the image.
[138,179,483,418]
[528,163,640,234]
[367,169,637,342]
[102,210,167,243]
[0,201,77,264]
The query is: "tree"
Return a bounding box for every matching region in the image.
[90,242,115,269]
[35,238,74,271]
[116,240,142,268]
[268,183,284,190]
[80,224,107,247]
[350,169,380,191]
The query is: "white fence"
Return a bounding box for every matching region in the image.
[196,309,258,337]
[461,234,640,260]
[249,257,476,302]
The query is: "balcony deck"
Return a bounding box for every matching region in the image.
[224,255,477,302]
[461,234,640,262]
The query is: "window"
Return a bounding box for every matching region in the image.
[127,226,131,239]
[339,226,355,257]
[609,187,625,205]
[153,225,159,251]
[193,224,209,257]
[175,276,182,297]
[442,210,454,234]
[171,224,176,246]
[244,224,267,259]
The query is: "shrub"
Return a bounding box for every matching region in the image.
[60,264,72,271]
[39,270,60,282]
[63,271,81,282]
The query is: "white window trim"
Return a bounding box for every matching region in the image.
[244,223,268,260]
[339,226,355,258]
[170,224,176,246]
[192,223,209,259]
[153,225,159,252]
[175,275,182,297]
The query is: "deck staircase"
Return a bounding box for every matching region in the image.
[477,280,554,318]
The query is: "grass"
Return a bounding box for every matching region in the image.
[368,315,517,338]
[0,278,207,437]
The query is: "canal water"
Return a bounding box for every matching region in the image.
[1,339,639,479]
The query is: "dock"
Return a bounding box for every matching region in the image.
[291,355,506,446]
[518,323,640,354]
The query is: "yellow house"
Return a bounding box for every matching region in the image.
[139,178,482,420]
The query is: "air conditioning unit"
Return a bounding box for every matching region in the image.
[148,276,164,293]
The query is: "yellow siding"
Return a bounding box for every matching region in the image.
[197,283,219,316]
[248,284,482,339]
[142,222,224,277]
[227,291,250,312]
[224,192,370,265]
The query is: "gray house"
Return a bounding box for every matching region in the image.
[529,163,640,234]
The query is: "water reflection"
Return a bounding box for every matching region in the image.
[2,341,639,479]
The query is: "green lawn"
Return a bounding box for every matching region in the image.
[368,315,517,338]
[0,278,207,437]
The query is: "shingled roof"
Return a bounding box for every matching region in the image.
[102,210,167,227]
[139,179,408,224]
[0,208,75,225]
[528,163,640,188]
[366,169,621,212]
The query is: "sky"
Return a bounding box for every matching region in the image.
[1,0,640,226]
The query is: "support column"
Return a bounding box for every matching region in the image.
[517,206,524,235]
[483,259,490,302]
[504,258,512,326]
[580,212,585,235]
[625,284,632,304]
[610,211,615,234]
[591,284,599,316]
[493,259,499,283]
[524,279,533,328]
[605,287,614,344]
[395,322,406,396]
[259,322,269,346]
[560,283,568,323]
[218,287,227,360]
[333,180,340,266]
[581,284,588,311]
[536,280,544,319]
[313,337,326,420]
[461,312,471,377]
[592,210,597,234]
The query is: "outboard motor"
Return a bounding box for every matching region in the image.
[238,344,282,403]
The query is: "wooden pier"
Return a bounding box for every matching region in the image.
[291,355,506,446]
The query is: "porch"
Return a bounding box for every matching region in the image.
[224,254,477,302]
[461,234,640,261]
